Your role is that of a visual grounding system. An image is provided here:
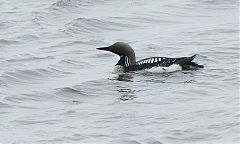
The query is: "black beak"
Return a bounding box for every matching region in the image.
[96,46,109,51]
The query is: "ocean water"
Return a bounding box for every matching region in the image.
[0,0,239,144]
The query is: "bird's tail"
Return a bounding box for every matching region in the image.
[177,55,204,70]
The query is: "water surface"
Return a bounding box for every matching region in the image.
[0,0,239,144]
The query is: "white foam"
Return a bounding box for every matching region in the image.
[112,65,124,73]
[145,64,182,73]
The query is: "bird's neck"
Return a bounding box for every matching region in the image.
[116,55,136,67]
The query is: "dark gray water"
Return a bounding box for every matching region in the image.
[0,0,239,144]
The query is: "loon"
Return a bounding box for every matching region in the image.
[97,42,204,73]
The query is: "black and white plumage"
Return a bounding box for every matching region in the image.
[97,42,204,73]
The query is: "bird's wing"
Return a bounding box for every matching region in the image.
[125,56,196,72]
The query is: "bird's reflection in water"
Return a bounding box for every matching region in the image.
[115,73,133,82]
[114,73,136,101]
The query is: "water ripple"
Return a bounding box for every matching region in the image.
[63,17,137,36]
[0,0,238,144]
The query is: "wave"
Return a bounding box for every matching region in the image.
[55,86,88,97]
[0,39,21,45]
[63,17,136,36]
[0,68,65,85]
[4,55,54,63]
[52,0,106,8]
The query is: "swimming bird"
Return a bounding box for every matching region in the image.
[97,42,203,73]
